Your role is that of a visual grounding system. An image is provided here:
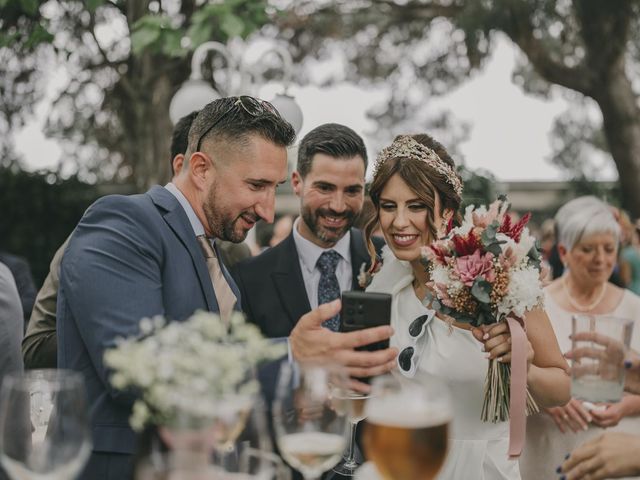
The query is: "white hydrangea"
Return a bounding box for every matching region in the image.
[431,264,464,295]
[104,311,286,431]
[497,266,544,318]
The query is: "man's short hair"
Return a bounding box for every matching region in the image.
[297,123,368,178]
[186,97,296,159]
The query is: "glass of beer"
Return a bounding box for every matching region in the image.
[363,374,452,480]
[273,362,349,480]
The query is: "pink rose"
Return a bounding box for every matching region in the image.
[455,250,496,287]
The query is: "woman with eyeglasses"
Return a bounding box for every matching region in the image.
[362,134,570,480]
[519,197,640,480]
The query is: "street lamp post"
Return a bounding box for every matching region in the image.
[169,39,303,133]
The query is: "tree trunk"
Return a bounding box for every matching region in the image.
[593,60,640,217]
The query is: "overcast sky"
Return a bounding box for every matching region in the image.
[13,37,618,182]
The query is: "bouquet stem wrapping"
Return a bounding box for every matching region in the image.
[480,360,539,423]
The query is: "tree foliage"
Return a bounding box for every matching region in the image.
[0,166,100,285]
[1,0,272,189]
[273,0,640,216]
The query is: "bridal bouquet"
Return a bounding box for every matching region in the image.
[104,311,286,431]
[422,196,543,424]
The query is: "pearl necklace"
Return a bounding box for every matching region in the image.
[562,275,607,312]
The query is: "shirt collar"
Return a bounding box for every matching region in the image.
[292,217,351,273]
[164,182,206,237]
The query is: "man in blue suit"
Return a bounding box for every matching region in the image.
[58,97,396,480]
[57,97,297,479]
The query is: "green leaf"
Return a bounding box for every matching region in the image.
[220,12,245,38]
[19,0,38,15]
[160,29,186,58]
[481,221,499,245]
[86,0,104,13]
[471,278,492,304]
[484,241,503,257]
[24,23,54,49]
[186,21,214,48]
[131,25,161,55]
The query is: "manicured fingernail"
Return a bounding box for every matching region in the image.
[560,476,566,480]
[586,416,592,422]
[582,425,588,431]
[625,360,633,369]
[484,353,491,359]
[497,357,503,363]
[564,453,570,459]
[483,333,489,340]
[555,466,562,474]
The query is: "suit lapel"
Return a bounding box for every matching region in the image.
[272,233,311,330]
[350,228,373,291]
[147,186,219,313]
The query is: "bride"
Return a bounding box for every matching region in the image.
[363,134,570,479]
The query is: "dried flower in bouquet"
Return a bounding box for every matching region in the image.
[104,311,286,431]
[422,195,544,424]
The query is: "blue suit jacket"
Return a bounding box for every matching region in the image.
[57,186,241,477]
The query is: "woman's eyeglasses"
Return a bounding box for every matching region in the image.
[398,311,434,376]
[195,95,280,151]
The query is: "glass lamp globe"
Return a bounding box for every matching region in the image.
[270,93,303,134]
[169,79,220,124]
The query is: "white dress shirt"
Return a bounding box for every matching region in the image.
[292,217,352,308]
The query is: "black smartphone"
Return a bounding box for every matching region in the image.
[339,291,392,351]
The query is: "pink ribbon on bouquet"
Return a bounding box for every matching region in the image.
[506,315,528,459]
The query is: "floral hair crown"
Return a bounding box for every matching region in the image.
[374,135,463,197]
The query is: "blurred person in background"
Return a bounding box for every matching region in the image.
[0,250,36,331]
[0,261,23,480]
[520,196,640,479]
[269,213,294,247]
[619,212,640,295]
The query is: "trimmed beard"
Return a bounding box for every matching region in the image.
[300,205,356,246]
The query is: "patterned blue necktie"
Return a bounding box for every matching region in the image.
[317,250,342,331]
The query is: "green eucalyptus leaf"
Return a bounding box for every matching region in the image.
[471,278,492,304]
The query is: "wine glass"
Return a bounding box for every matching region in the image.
[272,363,348,480]
[362,374,452,480]
[0,369,92,480]
[330,388,371,476]
[138,394,288,480]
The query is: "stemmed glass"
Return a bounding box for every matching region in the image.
[362,374,452,480]
[330,388,371,476]
[0,369,92,480]
[273,363,348,480]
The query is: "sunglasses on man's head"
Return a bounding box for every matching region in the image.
[398,312,434,376]
[195,95,280,152]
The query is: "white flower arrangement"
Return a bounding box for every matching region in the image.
[104,311,286,431]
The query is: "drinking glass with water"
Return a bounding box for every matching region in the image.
[570,314,634,403]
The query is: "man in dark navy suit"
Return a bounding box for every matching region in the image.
[232,123,384,338]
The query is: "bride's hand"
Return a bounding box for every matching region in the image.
[471,323,534,371]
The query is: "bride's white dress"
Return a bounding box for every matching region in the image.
[366,247,520,479]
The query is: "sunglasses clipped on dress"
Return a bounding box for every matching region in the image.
[397,309,435,377]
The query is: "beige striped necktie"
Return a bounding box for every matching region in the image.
[196,235,237,325]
